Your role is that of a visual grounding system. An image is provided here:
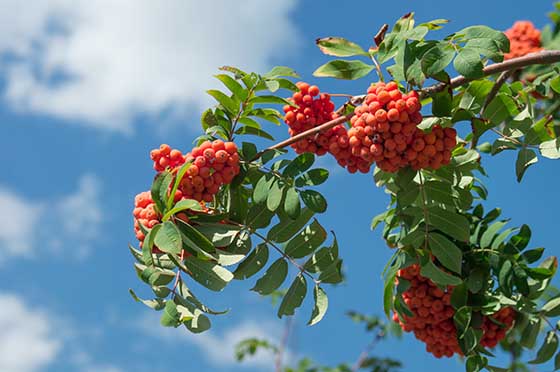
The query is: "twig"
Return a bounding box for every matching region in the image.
[275,317,294,372]
[172,249,186,294]
[420,50,560,98]
[351,330,385,372]
[481,70,514,114]
[251,229,319,284]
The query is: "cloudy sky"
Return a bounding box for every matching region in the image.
[1,1,559,371]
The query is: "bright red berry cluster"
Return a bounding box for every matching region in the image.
[393,264,515,358]
[133,191,161,248]
[393,264,460,358]
[283,82,337,156]
[180,140,240,202]
[283,82,457,174]
[150,144,186,172]
[504,21,543,60]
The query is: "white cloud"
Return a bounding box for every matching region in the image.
[0,293,61,372]
[0,0,300,131]
[0,173,103,262]
[139,316,291,370]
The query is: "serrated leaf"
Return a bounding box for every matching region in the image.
[283,153,315,177]
[176,220,215,254]
[151,171,173,215]
[160,300,180,327]
[267,179,284,212]
[454,306,472,338]
[428,233,462,274]
[278,274,307,319]
[235,126,274,140]
[207,89,239,115]
[543,296,560,317]
[316,37,367,57]
[249,95,295,107]
[313,60,374,80]
[454,48,484,79]
[253,174,274,204]
[162,199,202,221]
[285,219,327,259]
[521,317,541,349]
[184,256,233,291]
[480,220,509,249]
[129,289,165,310]
[295,168,329,187]
[268,208,314,243]
[214,74,247,101]
[154,221,182,254]
[252,258,288,295]
[427,207,470,242]
[420,257,462,286]
[421,43,455,76]
[263,66,299,79]
[196,223,241,247]
[233,243,269,280]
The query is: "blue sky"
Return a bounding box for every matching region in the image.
[0,1,558,371]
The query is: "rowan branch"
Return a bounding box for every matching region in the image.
[250,50,560,161]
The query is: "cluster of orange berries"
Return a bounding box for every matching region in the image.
[393,265,515,358]
[133,191,164,251]
[181,140,240,202]
[150,144,186,172]
[282,82,457,174]
[283,82,337,155]
[504,21,543,60]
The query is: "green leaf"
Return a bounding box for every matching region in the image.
[285,219,327,259]
[283,153,315,177]
[245,203,275,229]
[304,237,339,273]
[308,285,328,325]
[196,223,241,247]
[529,331,558,364]
[300,190,327,213]
[184,256,233,291]
[249,95,295,107]
[313,60,374,80]
[266,179,284,212]
[160,300,181,327]
[284,187,301,219]
[214,74,247,101]
[420,257,462,286]
[278,274,307,318]
[167,162,192,210]
[542,296,560,317]
[252,258,288,295]
[318,259,343,284]
[268,208,315,243]
[427,206,470,242]
[235,126,274,140]
[295,169,329,187]
[315,37,367,57]
[431,89,453,117]
[509,224,532,252]
[177,281,229,315]
[154,221,182,254]
[458,26,510,53]
[162,199,202,221]
[176,220,216,254]
[466,268,485,293]
[540,139,560,159]
[480,220,509,249]
[516,148,538,182]
[454,306,472,338]
[263,66,299,79]
[207,89,239,115]
[233,243,269,280]
[142,224,161,266]
[129,289,165,310]
[521,248,544,264]
[428,233,462,274]
[421,44,455,76]
[466,355,487,372]
[521,317,541,349]
[184,310,211,333]
[201,109,218,131]
[253,174,274,204]
[453,48,484,79]
[151,171,173,215]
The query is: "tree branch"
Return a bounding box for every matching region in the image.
[250,50,560,161]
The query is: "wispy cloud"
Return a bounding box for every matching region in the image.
[0,0,300,132]
[0,173,103,262]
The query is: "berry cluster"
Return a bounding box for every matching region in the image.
[393,265,515,358]
[504,21,543,60]
[480,307,515,348]
[282,82,457,174]
[283,82,337,156]
[133,191,161,249]
[180,140,240,202]
[393,264,461,358]
[150,144,186,172]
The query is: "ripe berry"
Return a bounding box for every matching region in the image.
[504,21,542,60]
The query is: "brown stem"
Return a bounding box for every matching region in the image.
[482,70,514,114]
[351,330,385,372]
[420,50,560,98]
